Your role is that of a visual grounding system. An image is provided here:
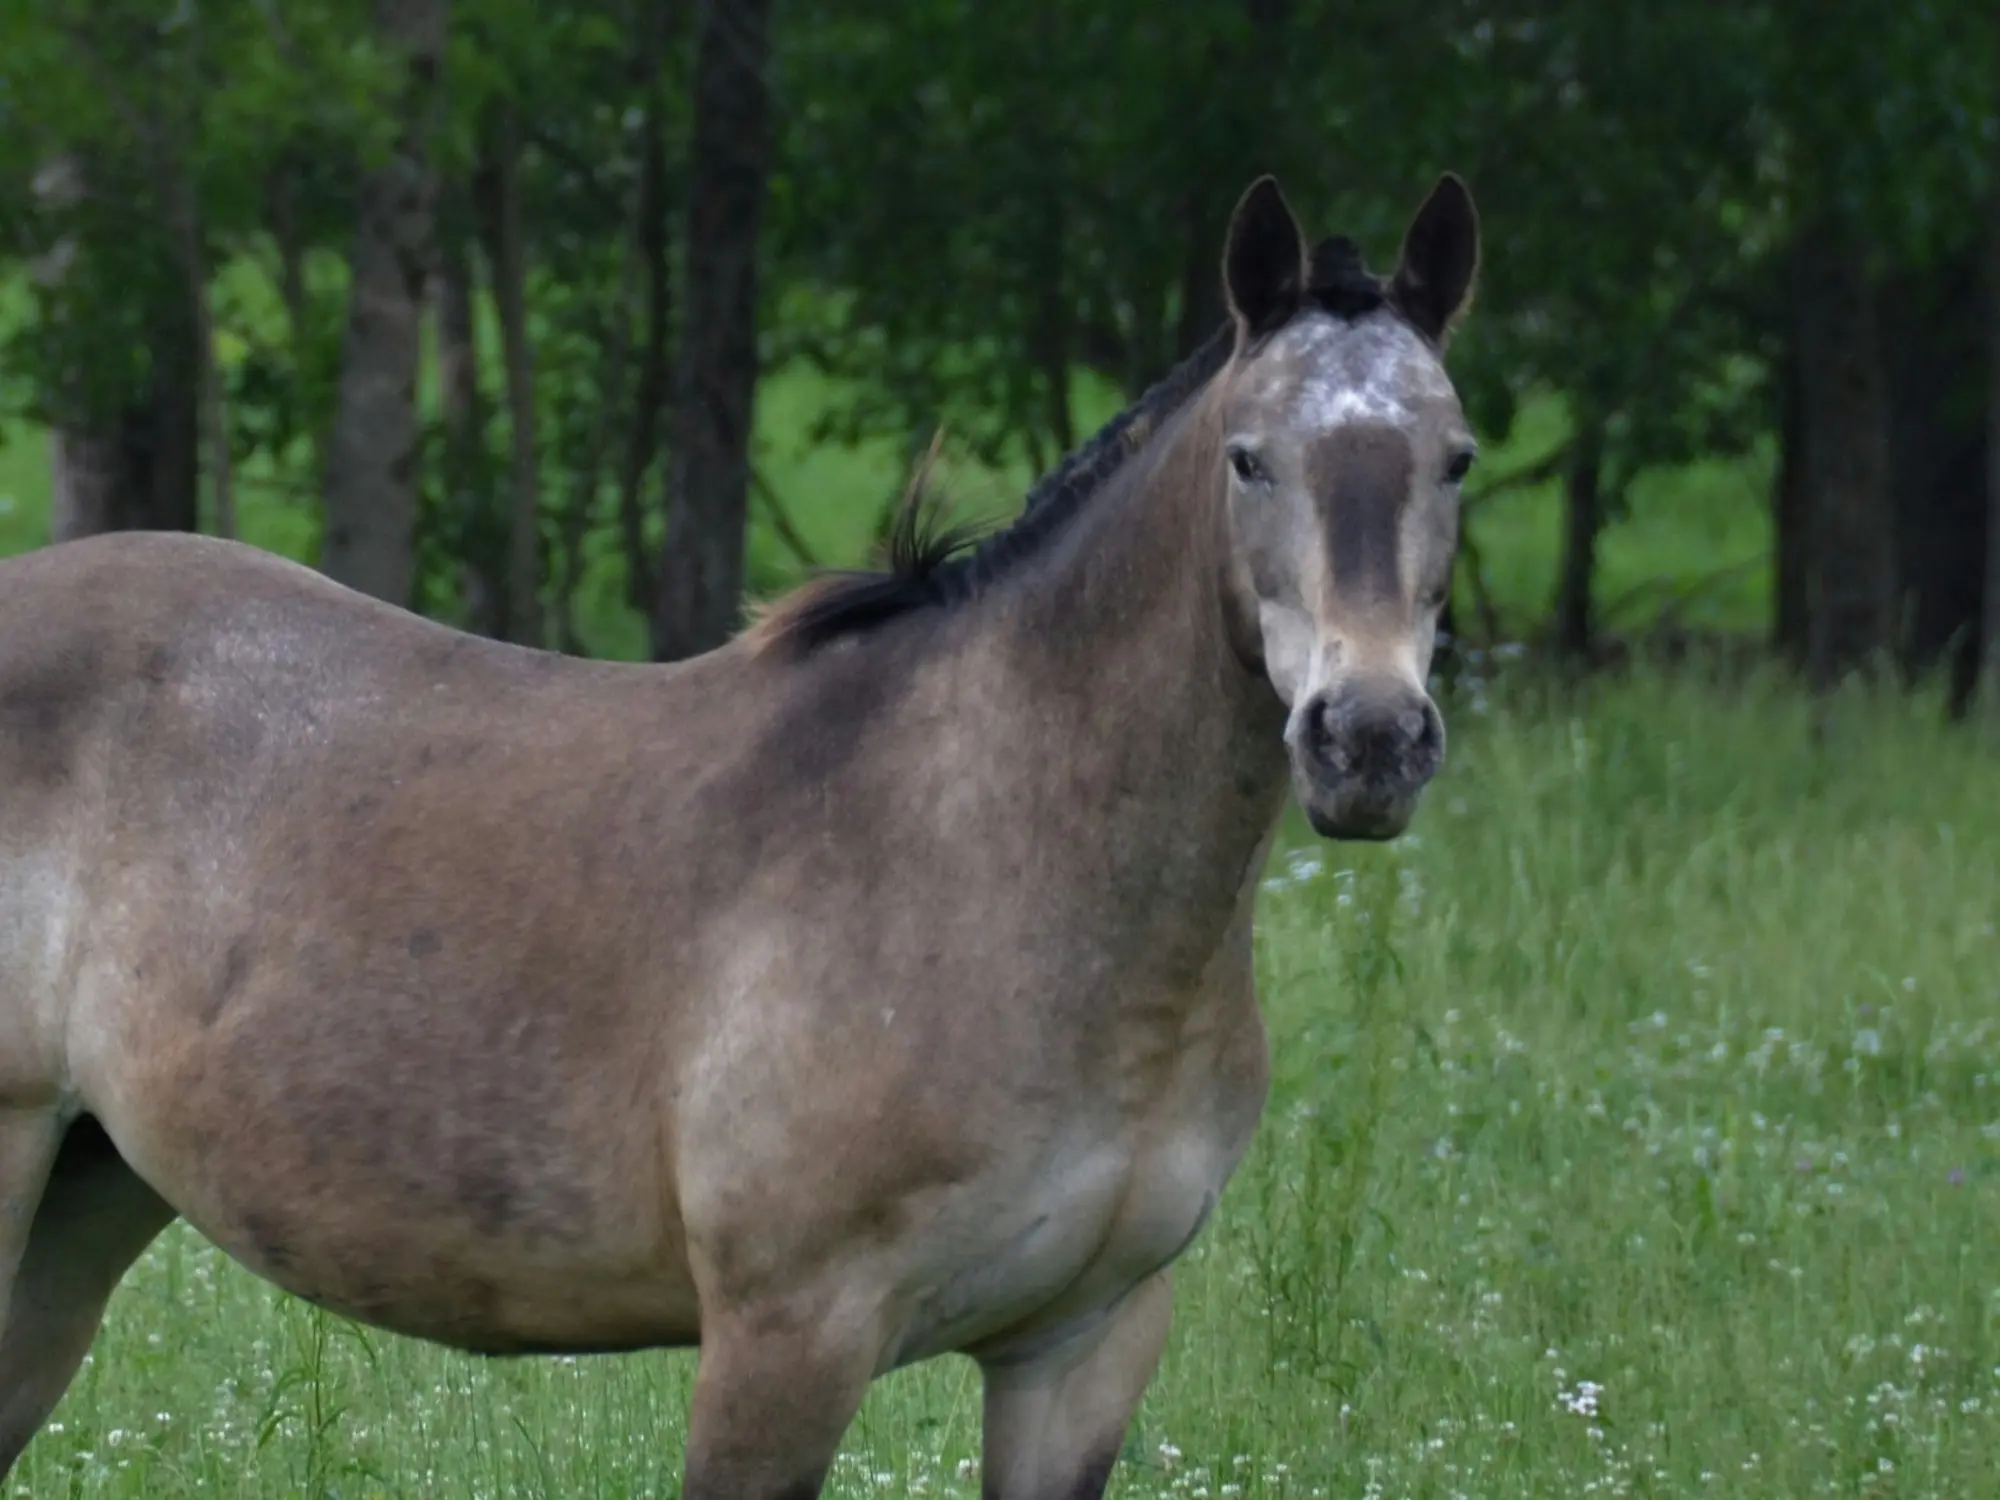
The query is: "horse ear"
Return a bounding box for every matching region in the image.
[1223,176,1308,340]
[1390,173,1480,345]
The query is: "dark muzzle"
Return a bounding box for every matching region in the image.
[1290,680,1445,840]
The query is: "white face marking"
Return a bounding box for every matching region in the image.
[1244,310,1457,438]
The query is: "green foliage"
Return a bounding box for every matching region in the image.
[0,0,1995,642]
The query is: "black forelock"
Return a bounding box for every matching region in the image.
[1306,235,1389,319]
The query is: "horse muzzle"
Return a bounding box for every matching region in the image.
[1287,678,1445,841]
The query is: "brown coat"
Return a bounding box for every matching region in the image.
[0,173,1478,1498]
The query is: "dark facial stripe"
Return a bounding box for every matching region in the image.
[1308,423,1412,605]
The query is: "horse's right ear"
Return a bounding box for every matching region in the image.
[1223,176,1308,341]
[1390,173,1480,346]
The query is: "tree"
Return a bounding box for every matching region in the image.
[1987,13,2000,720]
[321,0,451,605]
[1749,0,1989,691]
[479,100,541,645]
[652,0,774,661]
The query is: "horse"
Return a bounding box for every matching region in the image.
[0,171,1477,1496]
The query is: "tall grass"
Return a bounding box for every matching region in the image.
[13,664,1998,1498]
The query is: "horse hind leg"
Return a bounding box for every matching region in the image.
[0,1114,174,1476]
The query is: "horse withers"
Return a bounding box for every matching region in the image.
[0,172,1477,1496]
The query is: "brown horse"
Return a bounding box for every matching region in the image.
[0,172,1477,1496]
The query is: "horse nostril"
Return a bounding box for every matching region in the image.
[1403,699,1446,777]
[1303,695,1349,774]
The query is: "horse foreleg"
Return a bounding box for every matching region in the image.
[679,1295,881,1500]
[978,1271,1175,1500]
[0,1118,173,1475]
[0,1107,61,1339]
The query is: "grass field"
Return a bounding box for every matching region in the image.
[8,664,1997,1498]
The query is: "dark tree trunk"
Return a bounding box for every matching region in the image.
[1878,254,1985,711]
[48,430,123,543]
[481,104,541,647]
[620,118,671,615]
[35,158,115,545]
[556,0,676,656]
[652,0,773,661]
[155,11,232,541]
[1794,226,1896,690]
[1174,192,1230,368]
[36,155,197,544]
[1772,346,1811,665]
[51,297,199,541]
[135,300,201,533]
[1553,411,1605,662]
[437,202,499,635]
[321,0,448,605]
[269,152,326,494]
[176,167,232,539]
[1031,194,1075,459]
[1985,42,2000,721]
[619,0,678,616]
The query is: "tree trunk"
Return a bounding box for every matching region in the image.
[1030,191,1075,458]
[619,76,672,615]
[49,321,197,542]
[1174,191,1229,368]
[1772,346,1810,665]
[136,300,202,534]
[1985,33,2000,721]
[1794,226,1896,690]
[320,0,449,605]
[177,167,233,539]
[269,153,326,500]
[35,150,201,547]
[437,204,499,635]
[482,104,541,647]
[48,431,123,544]
[1878,254,1985,711]
[37,157,122,544]
[1553,410,1605,662]
[652,0,773,661]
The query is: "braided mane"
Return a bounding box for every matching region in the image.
[748,237,1386,658]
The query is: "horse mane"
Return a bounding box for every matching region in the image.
[747,237,1388,659]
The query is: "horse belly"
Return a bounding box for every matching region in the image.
[81,1018,701,1356]
[158,1140,700,1355]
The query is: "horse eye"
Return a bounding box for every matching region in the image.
[1229,447,1267,486]
[1444,450,1477,485]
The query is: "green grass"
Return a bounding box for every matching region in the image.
[11,665,1998,1498]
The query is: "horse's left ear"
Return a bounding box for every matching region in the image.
[1390,173,1480,346]
[1223,175,1309,342]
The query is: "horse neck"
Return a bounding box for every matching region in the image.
[978,394,1292,980]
